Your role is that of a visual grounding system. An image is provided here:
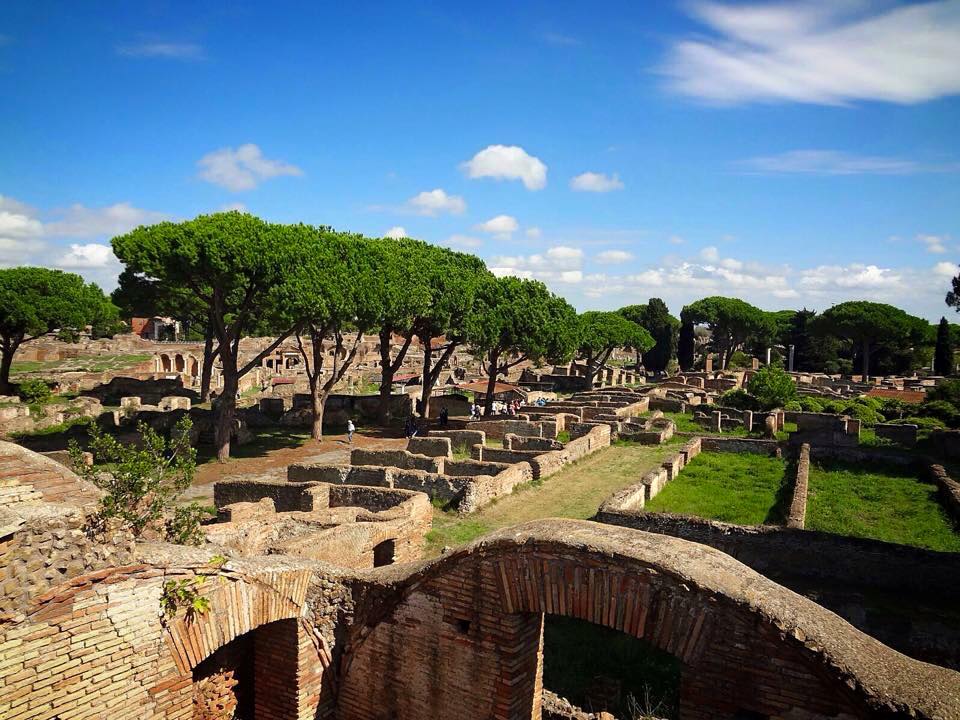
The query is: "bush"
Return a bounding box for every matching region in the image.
[783,401,802,411]
[746,365,797,410]
[918,400,960,427]
[843,403,884,425]
[891,416,945,430]
[927,379,960,405]
[718,389,761,411]
[798,397,825,413]
[69,417,203,542]
[728,350,751,369]
[17,378,52,404]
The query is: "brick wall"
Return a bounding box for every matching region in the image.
[338,520,957,719]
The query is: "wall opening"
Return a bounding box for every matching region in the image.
[373,539,396,567]
[191,618,300,720]
[541,615,681,719]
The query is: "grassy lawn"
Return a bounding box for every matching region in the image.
[806,460,960,552]
[424,440,682,556]
[644,451,790,525]
[12,352,153,376]
[195,427,311,465]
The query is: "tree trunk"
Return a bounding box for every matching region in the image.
[419,339,456,420]
[862,338,871,381]
[199,328,218,402]
[419,340,432,418]
[584,352,596,389]
[311,382,325,441]
[215,369,238,463]
[378,328,413,425]
[0,344,14,395]
[483,350,500,416]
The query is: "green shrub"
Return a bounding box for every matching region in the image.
[718,389,761,411]
[843,404,884,425]
[798,397,825,413]
[783,401,802,411]
[17,378,52,404]
[919,400,960,427]
[746,365,797,410]
[927,379,960,405]
[728,350,751,369]
[891,416,945,430]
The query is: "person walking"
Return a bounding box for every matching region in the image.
[346,419,355,444]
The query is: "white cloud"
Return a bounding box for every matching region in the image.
[460,145,548,190]
[525,226,542,239]
[198,143,303,191]
[596,249,633,264]
[56,243,118,269]
[663,1,960,105]
[475,214,520,238]
[739,150,958,175]
[384,226,407,239]
[934,261,959,278]
[0,209,44,238]
[116,42,204,60]
[570,171,624,192]
[669,235,685,245]
[406,188,466,216]
[444,234,482,249]
[699,246,720,262]
[917,234,949,254]
[45,202,168,237]
[489,246,585,283]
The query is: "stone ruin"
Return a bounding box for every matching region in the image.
[2,428,960,719]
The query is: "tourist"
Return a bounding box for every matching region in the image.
[346,418,355,444]
[439,407,449,426]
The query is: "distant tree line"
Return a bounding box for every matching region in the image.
[2,214,958,461]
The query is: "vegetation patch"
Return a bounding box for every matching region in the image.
[645,451,790,525]
[423,443,678,556]
[806,460,960,552]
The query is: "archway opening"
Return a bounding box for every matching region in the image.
[161,354,172,372]
[373,539,396,567]
[175,354,186,372]
[190,618,300,720]
[541,615,681,719]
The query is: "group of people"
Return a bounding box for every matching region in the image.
[469,397,524,419]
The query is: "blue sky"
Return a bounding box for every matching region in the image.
[1,0,959,320]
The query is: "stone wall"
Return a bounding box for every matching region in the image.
[0,440,101,509]
[406,436,452,458]
[350,448,442,473]
[467,418,547,439]
[786,443,809,529]
[428,429,486,450]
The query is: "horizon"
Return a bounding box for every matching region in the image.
[2,1,959,321]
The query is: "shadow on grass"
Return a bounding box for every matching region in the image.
[765,455,795,526]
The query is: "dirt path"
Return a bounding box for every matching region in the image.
[184,430,407,505]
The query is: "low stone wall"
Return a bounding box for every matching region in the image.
[428,429,486,450]
[787,443,810,529]
[390,469,470,504]
[875,423,918,448]
[928,464,960,523]
[504,434,562,452]
[474,446,543,465]
[444,458,513,478]
[350,448,442,473]
[931,429,960,459]
[696,435,781,455]
[406,436,452,458]
[466,418,546,439]
[459,462,533,513]
[215,478,320,512]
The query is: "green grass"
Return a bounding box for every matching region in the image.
[12,352,153,376]
[423,443,679,556]
[645,451,790,525]
[806,460,960,552]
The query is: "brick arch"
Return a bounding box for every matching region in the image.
[161,566,312,674]
[338,520,960,720]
